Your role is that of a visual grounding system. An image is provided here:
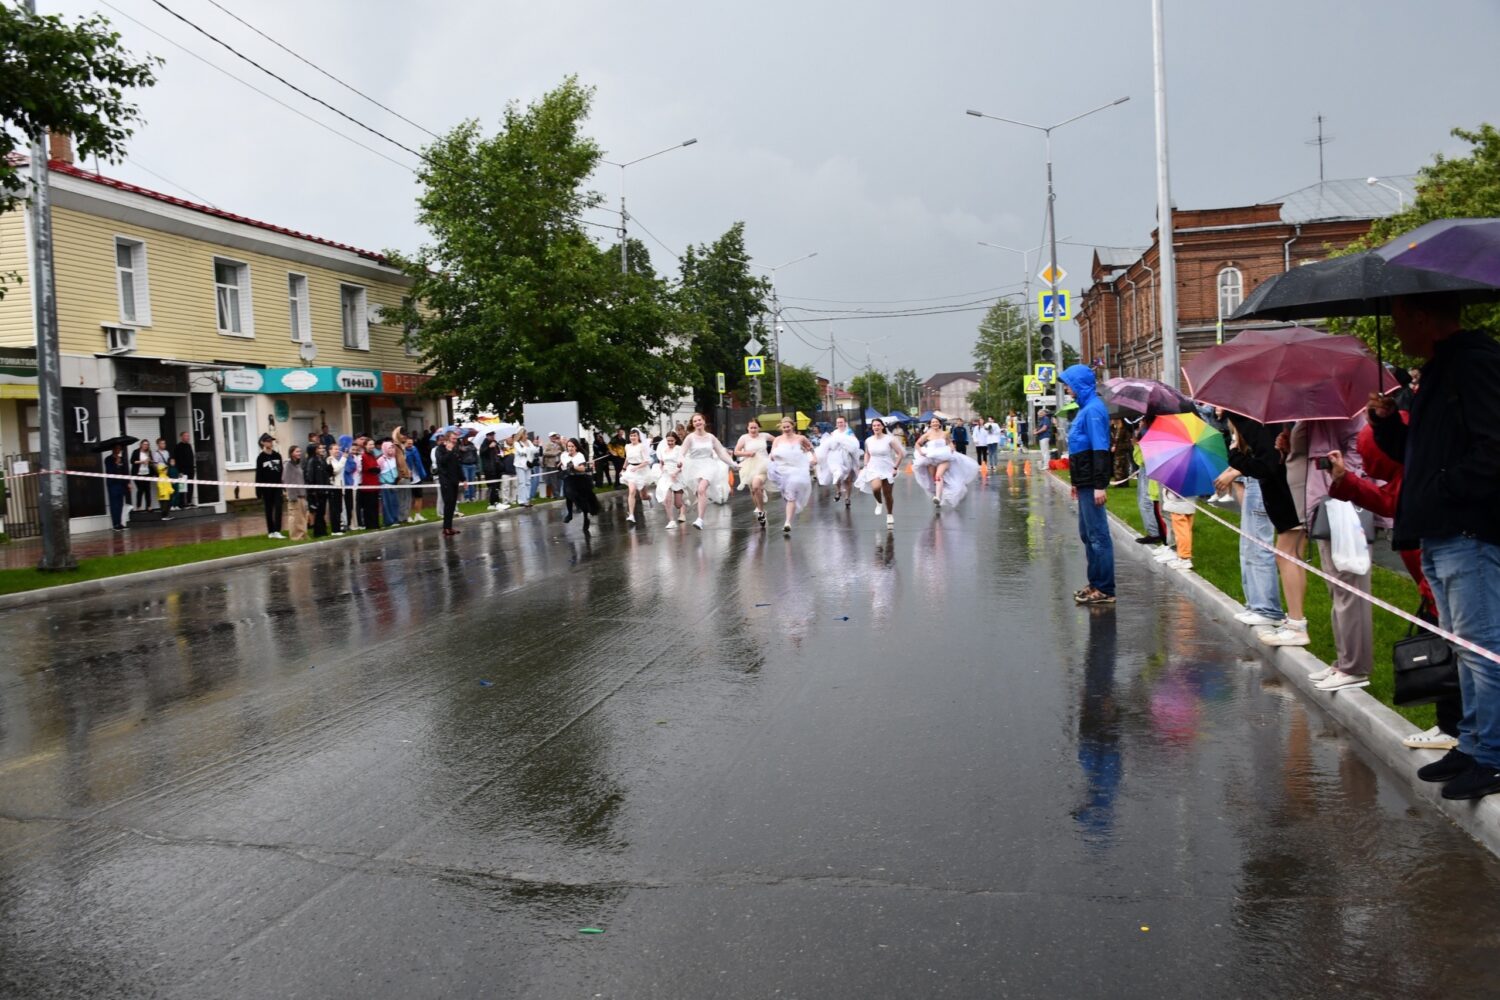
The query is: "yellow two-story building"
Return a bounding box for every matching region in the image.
[0,141,445,533]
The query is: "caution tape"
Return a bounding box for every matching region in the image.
[1192,500,1500,668]
[4,466,581,493]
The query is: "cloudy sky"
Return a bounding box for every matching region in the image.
[45,0,1500,379]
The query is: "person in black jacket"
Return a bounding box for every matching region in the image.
[172,431,195,507]
[1370,295,1500,800]
[305,443,333,537]
[254,435,285,538]
[434,431,464,535]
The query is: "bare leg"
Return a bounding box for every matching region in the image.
[783,497,796,528]
[1276,529,1307,621]
[934,460,950,504]
[880,479,895,514]
[627,485,638,518]
[751,475,766,513]
[696,480,709,519]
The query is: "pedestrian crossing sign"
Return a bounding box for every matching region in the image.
[1038,290,1071,322]
[1033,364,1057,385]
[745,355,766,377]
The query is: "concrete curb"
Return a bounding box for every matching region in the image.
[1043,473,1500,856]
[0,492,623,612]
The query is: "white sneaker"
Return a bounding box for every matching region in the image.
[666,520,677,530]
[1153,547,1177,563]
[412,513,425,521]
[1167,558,1193,572]
[1315,670,1370,692]
[678,513,686,523]
[693,518,703,530]
[1307,665,1335,683]
[272,532,286,539]
[886,514,895,528]
[1234,610,1283,627]
[332,531,345,537]
[1402,726,1459,750]
[267,532,278,539]
[626,514,635,523]
[1260,621,1310,647]
[875,503,883,515]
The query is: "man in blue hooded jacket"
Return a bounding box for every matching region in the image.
[1059,364,1115,604]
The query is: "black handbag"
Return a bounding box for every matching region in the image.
[1392,604,1460,707]
[1307,499,1375,542]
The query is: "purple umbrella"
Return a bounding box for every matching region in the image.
[1376,218,1500,288]
[1103,377,1196,416]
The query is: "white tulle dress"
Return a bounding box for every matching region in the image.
[767,440,814,515]
[679,433,732,505]
[621,442,659,491]
[912,434,981,507]
[736,433,776,494]
[815,429,861,486]
[854,433,902,493]
[654,443,685,502]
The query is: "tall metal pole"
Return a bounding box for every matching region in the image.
[1045,129,1061,373]
[771,276,783,414]
[1152,0,1180,388]
[619,168,628,274]
[25,24,77,570]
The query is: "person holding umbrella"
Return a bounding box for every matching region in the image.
[1371,294,1500,800]
[1058,365,1115,605]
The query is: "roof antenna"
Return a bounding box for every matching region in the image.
[1304,113,1334,183]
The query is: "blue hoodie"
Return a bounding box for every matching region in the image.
[1058,364,1112,490]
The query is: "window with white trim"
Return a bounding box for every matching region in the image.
[340,284,369,350]
[214,258,254,336]
[287,273,311,343]
[1218,266,1244,318]
[115,237,150,325]
[221,396,251,468]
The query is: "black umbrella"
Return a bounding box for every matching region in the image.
[1230,251,1497,322]
[91,434,138,452]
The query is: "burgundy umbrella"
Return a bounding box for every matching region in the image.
[1103,377,1196,416]
[1181,327,1399,423]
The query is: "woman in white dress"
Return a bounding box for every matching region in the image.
[854,417,905,529]
[733,418,776,526]
[680,413,737,531]
[815,415,861,506]
[767,417,817,533]
[913,417,981,509]
[654,431,687,527]
[620,429,659,525]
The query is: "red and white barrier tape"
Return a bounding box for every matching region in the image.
[3,467,571,492]
[1192,500,1500,667]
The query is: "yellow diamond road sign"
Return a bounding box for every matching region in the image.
[1023,376,1046,395]
[1039,264,1067,287]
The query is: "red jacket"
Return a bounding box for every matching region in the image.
[359,452,381,488]
[1327,420,1434,611]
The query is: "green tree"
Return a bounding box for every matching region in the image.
[389,79,692,429]
[0,6,159,293]
[847,370,890,412]
[969,299,1032,415]
[1332,123,1500,355]
[772,362,823,417]
[890,367,921,412]
[677,223,769,417]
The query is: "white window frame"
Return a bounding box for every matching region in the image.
[114,236,151,326]
[287,272,311,344]
[1218,266,1245,319]
[340,283,369,351]
[221,396,253,469]
[214,257,255,338]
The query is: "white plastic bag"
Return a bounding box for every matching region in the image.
[1325,499,1371,575]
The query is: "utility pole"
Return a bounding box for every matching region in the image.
[25,11,76,570]
[1152,0,1180,388]
[828,324,836,417]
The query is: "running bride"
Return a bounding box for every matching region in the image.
[815,415,861,507]
[733,418,776,527]
[912,417,980,510]
[680,414,737,531]
[767,417,817,534]
[854,417,905,529]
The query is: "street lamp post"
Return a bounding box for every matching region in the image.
[601,138,698,274]
[967,96,1129,375]
[1365,176,1408,211]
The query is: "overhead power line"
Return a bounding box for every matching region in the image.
[145,0,425,158]
[201,0,439,138]
[779,284,1019,306]
[791,304,998,323]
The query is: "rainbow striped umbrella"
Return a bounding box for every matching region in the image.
[1140,412,1227,498]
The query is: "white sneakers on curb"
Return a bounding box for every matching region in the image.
[1234,610,1283,627]
[1260,620,1311,647]
[1315,670,1371,692]
[1403,726,1459,750]
[1153,547,1177,563]
[1167,558,1194,572]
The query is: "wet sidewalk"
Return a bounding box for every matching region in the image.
[0,507,274,570]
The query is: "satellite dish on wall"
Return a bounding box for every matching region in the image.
[298,341,318,364]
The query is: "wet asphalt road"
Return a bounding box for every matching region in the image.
[4,474,1500,999]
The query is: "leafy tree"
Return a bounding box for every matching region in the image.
[677,223,769,417]
[969,299,1080,417]
[890,367,921,412]
[389,79,692,429]
[847,370,891,412]
[1332,123,1500,356]
[0,6,159,293]
[772,362,823,417]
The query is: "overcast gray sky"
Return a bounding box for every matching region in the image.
[50,0,1500,380]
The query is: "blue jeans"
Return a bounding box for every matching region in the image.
[1422,536,1500,768]
[461,462,478,501]
[1136,468,1161,540]
[381,486,400,527]
[1240,478,1283,619]
[987,443,998,466]
[1077,489,1115,596]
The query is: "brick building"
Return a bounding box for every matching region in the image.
[1075,176,1415,381]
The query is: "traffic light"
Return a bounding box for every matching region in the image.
[1039,323,1055,364]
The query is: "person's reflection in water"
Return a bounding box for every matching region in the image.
[1074,609,1122,847]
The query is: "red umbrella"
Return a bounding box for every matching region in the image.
[1181,327,1398,423]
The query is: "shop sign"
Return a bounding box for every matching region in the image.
[222,366,383,394]
[113,357,189,394]
[381,372,432,394]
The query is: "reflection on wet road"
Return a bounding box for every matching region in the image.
[3,475,1499,998]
